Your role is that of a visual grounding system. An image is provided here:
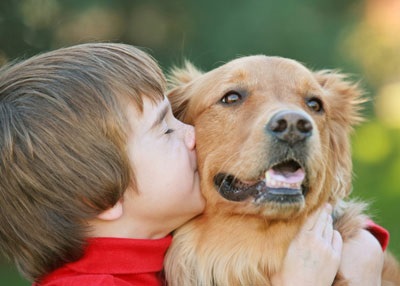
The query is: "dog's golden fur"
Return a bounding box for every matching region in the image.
[164,56,400,285]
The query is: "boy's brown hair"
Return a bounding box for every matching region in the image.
[0,43,165,281]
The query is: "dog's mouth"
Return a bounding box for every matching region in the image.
[214,159,308,204]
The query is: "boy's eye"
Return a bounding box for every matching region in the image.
[165,128,174,134]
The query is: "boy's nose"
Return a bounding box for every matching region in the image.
[184,125,196,150]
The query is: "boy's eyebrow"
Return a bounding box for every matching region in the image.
[151,102,169,130]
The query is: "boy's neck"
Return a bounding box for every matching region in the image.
[88,216,172,240]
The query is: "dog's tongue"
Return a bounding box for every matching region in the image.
[265,168,305,189]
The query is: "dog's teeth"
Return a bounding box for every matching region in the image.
[265,169,304,189]
[265,175,301,189]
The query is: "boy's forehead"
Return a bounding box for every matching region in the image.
[125,96,170,129]
[149,97,171,126]
[126,95,168,112]
[143,96,170,115]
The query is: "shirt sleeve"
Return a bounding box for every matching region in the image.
[365,219,390,251]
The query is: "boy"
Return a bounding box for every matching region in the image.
[0,42,205,285]
[0,43,386,285]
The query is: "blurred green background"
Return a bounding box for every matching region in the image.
[1,0,399,284]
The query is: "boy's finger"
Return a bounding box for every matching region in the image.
[331,230,343,254]
[313,209,330,235]
[311,204,332,234]
[323,214,333,240]
[303,203,331,231]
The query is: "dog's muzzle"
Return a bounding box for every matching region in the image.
[213,159,308,205]
[213,109,312,205]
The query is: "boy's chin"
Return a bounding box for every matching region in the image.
[178,201,205,227]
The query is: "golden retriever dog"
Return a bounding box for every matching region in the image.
[164,55,400,285]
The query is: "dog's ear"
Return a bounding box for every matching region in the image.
[167,61,203,122]
[315,70,367,200]
[315,70,366,126]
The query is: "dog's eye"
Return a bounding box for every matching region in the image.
[221,91,243,105]
[306,97,324,113]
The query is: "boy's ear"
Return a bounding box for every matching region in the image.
[97,200,123,221]
[167,61,203,123]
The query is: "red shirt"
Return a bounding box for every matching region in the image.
[35,235,172,286]
[366,219,390,251]
[34,222,389,286]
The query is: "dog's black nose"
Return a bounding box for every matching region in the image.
[266,110,313,144]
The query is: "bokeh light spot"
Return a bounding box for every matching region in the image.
[352,121,391,163]
[375,82,400,129]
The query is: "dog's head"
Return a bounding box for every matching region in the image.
[168,56,365,219]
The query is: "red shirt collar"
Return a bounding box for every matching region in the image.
[365,220,390,251]
[65,235,172,274]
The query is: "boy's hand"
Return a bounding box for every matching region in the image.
[339,229,384,285]
[271,204,342,286]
